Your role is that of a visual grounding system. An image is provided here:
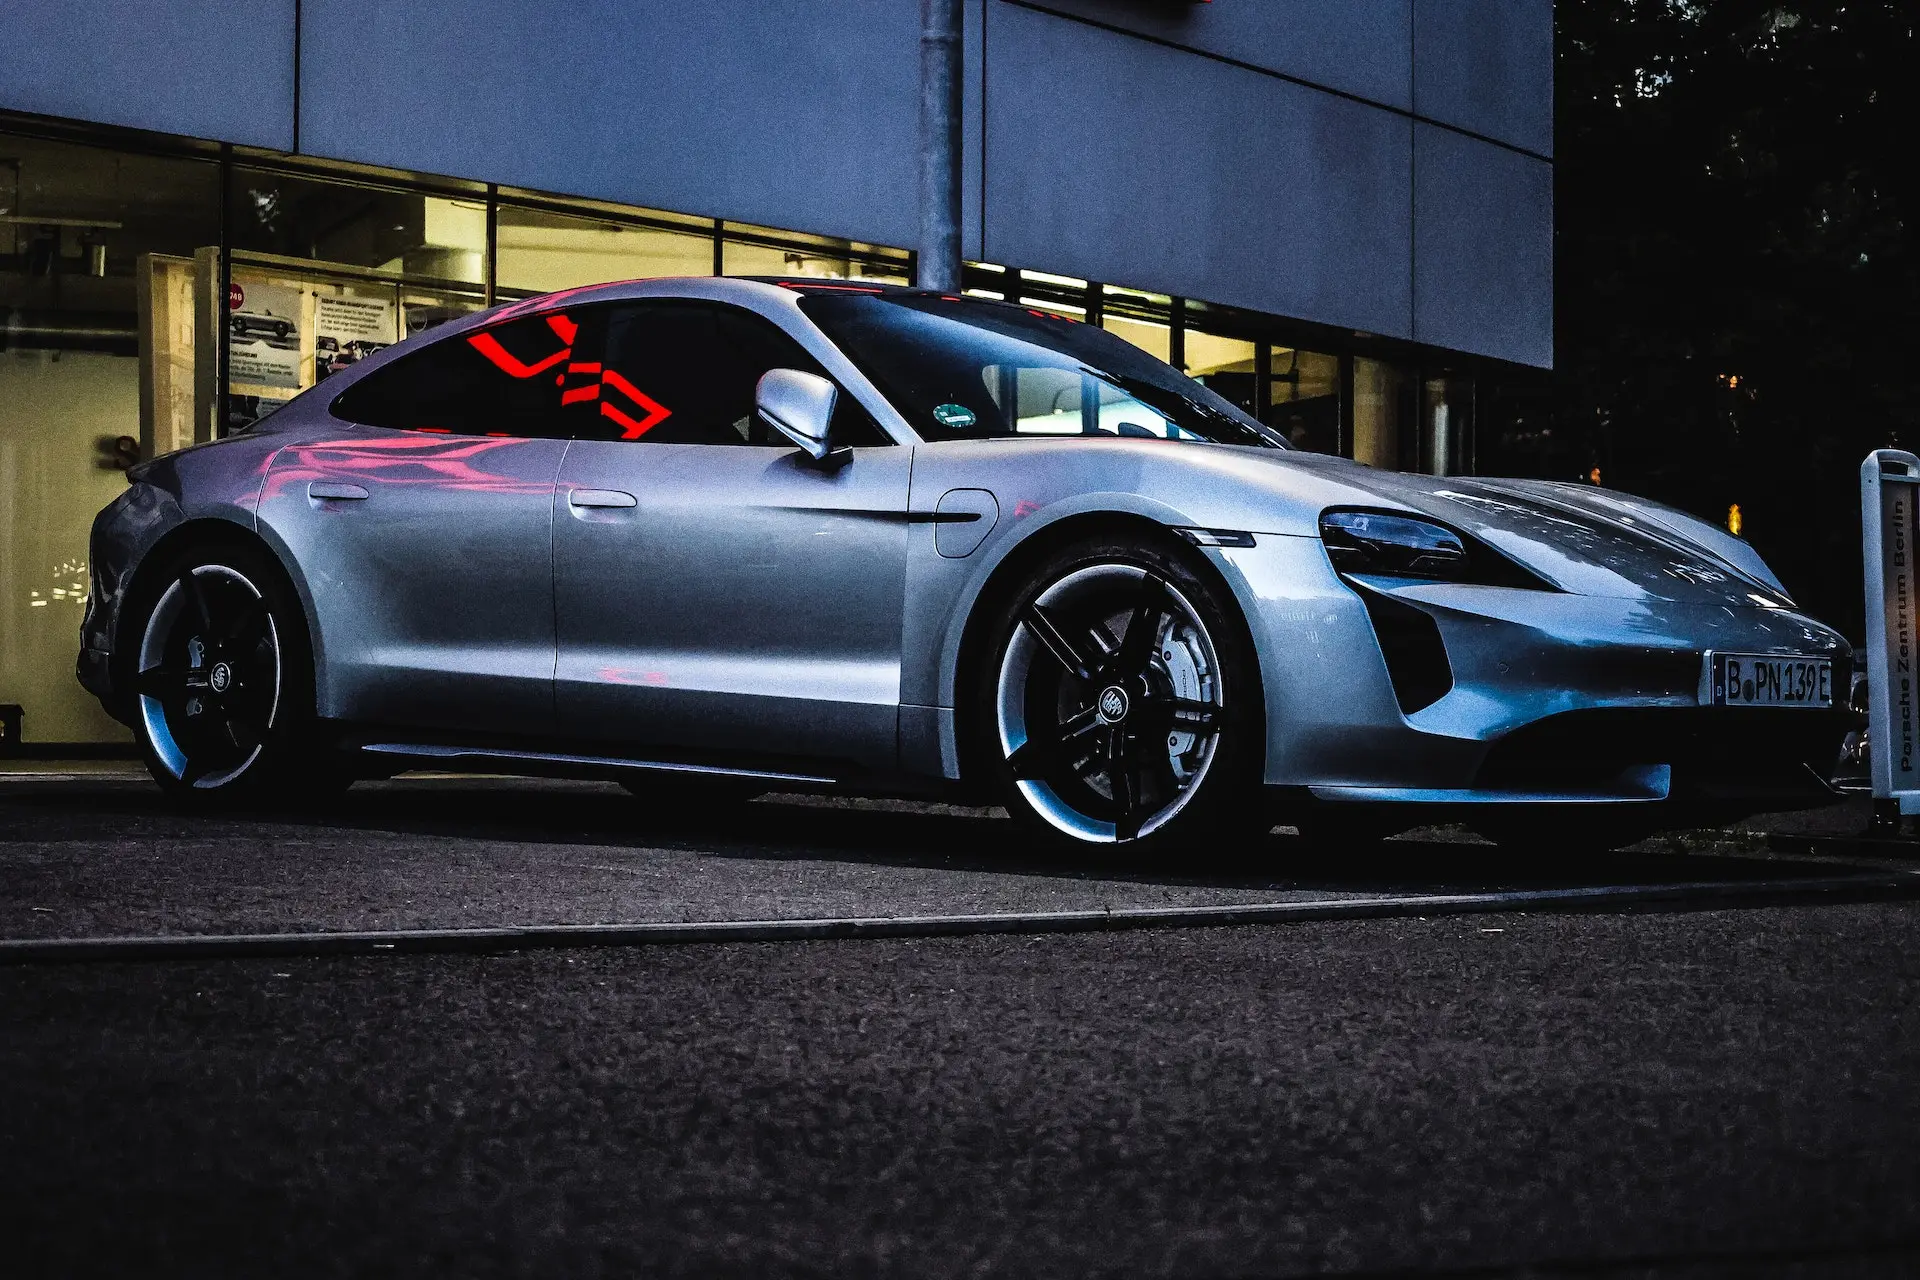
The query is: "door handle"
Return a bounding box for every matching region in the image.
[308,482,369,502]
[568,489,637,509]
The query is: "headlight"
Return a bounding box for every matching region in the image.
[1320,511,1469,579]
[1320,508,1557,589]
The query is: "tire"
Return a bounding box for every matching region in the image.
[967,532,1268,854]
[125,540,332,806]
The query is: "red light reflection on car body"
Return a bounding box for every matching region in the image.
[596,667,671,686]
[264,433,554,500]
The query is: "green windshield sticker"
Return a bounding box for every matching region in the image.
[932,403,978,429]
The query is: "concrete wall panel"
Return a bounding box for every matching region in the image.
[984,3,1413,340]
[0,1,295,150]
[1413,124,1552,367]
[1007,0,1412,110]
[0,0,1553,365]
[1413,0,1553,156]
[299,0,923,249]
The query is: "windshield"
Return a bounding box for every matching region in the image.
[797,291,1286,449]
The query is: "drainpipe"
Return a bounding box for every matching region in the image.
[918,0,963,291]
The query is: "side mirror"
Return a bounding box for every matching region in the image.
[757,368,846,466]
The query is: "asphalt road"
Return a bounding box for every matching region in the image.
[3,776,1918,1276]
[0,774,1899,940]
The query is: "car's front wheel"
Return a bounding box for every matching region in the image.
[971,533,1267,854]
[128,543,323,804]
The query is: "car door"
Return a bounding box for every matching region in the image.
[259,303,593,736]
[551,298,911,772]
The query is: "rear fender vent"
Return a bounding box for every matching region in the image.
[1355,587,1454,715]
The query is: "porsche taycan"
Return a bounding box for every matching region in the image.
[79,277,1851,850]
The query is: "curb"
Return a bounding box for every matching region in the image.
[1768,832,1920,861]
[2,871,1916,965]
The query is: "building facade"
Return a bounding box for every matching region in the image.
[0,0,1552,746]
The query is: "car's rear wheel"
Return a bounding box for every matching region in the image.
[129,542,326,805]
[971,533,1267,854]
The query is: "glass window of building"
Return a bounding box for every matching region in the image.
[225,167,489,430]
[1354,356,1416,470]
[231,168,485,287]
[0,132,219,745]
[495,205,712,294]
[961,261,1010,300]
[1420,374,1474,477]
[1184,329,1258,417]
[1264,347,1341,454]
[1101,313,1170,363]
[721,225,908,284]
[1100,285,1173,364]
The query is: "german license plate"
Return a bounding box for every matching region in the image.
[1709,652,1832,708]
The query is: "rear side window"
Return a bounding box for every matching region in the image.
[583,300,889,446]
[331,308,591,437]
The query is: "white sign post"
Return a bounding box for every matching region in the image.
[1861,449,1920,829]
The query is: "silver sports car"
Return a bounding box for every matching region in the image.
[79,277,1850,851]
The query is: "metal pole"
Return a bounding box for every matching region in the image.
[216,143,233,439]
[918,0,963,291]
[484,183,498,306]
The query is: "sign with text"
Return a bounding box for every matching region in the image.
[226,276,304,391]
[1862,449,1920,810]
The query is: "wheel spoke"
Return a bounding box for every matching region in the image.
[1112,574,1173,678]
[1006,704,1101,780]
[1088,620,1120,664]
[135,665,193,700]
[217,710,246,752]
[178,569,215,639]
[1023,603,1098,684]
[221,689,273,741]
[222,598,270,650]
[1122,721,1184,792]
[222,699,268,752]
[1109,729,1143,840]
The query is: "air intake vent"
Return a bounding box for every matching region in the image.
[1355,588,1453,714]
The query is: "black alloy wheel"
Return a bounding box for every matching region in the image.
[129,542,323,803]
[975,534,1267,852]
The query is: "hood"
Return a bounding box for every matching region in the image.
[1251,453,1793,608]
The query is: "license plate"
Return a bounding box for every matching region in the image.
[1709,652,1832,708]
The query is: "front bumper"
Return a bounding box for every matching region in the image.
[1213,537,1851,808]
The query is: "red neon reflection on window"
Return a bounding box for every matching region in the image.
[463,310,671,438]
[468,327,572,378]
[598,369,672,438]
